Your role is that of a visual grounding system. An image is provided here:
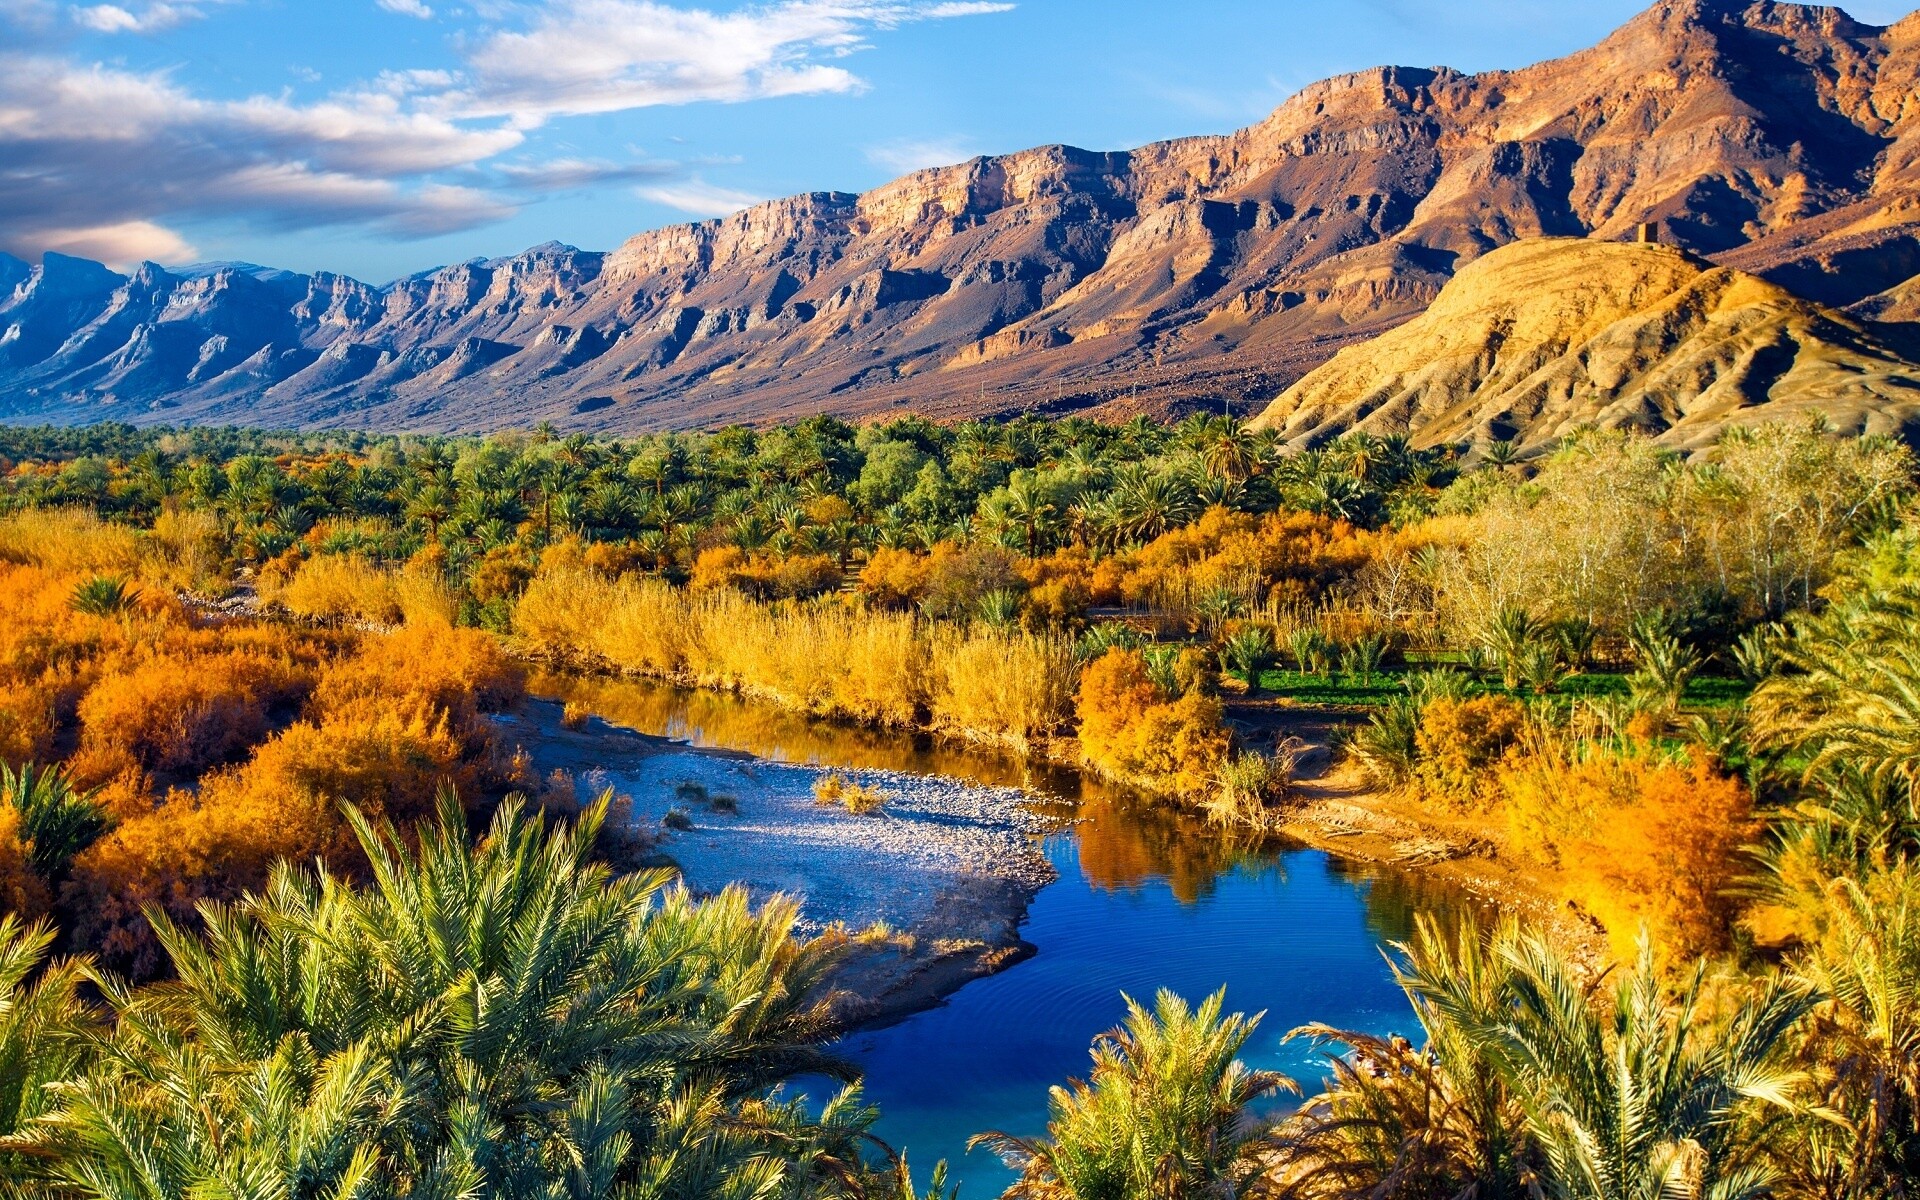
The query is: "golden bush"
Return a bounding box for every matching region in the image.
[0,507,143,574]
[929,627,1077,748]
[75,649,308,776]
[1075,648,1230,796]
[1412,695,1528,807]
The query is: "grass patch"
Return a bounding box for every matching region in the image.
[1254,667,1752,710]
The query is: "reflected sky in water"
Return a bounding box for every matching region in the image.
[534,671,1486,1196]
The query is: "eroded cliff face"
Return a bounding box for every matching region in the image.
[6,0,1920,432]
[1250,238,1920,450]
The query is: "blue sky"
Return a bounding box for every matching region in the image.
[1,0,1911,282]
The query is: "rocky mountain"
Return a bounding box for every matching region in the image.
[8,0,1920,432]
[1248,238,1920,450]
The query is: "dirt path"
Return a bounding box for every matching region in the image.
[1226,695,1610,968]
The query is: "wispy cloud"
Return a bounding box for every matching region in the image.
[71,1,227,33]
[500,156,682,190]
[0,0,1014,262]
[637,178,764,216]
[865,135,976,174]
[0,53,518,263]
[445,1,1015,124]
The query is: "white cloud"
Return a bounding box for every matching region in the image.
[70,1,226,33]
[920,2,1013,15]
[637,178,763,216]
[445,1,1014,124]
[865,135,975,174]
[0,0,1015,263]
[500,156,681,189]
[26,219,196,268]
[0,53,520,262]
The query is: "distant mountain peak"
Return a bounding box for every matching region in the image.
[5,0,1920,433]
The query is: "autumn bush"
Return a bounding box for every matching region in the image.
[314,622,523,735]
[74,649,307,777]
[1497,738,1754,959]
[1120,507,1378,609]
[691,546,841,599]
[928,626,1077,749]
[64,622,518,978]
[1075,648,1231,797]
[1411,694,1528,808]
[516,560,1071,742]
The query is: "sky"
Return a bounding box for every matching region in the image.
[2,0,1913,283]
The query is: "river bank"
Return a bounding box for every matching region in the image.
[496,695,1059,1028]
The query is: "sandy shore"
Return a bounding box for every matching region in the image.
[495,698,1059,1027]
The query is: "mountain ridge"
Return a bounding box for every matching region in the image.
[7,0,1920,431]
[1249,237,1920,450]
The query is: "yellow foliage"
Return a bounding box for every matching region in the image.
[270,553,457,627]
[691,546,841,599]
[0,507,143,574]
[0,805,49,918]
[314,622,523,735]
[928,627,1077,749]
[1413,695,1528,808]
[858,546,933,609]
[1075,649,1231,796]
[515,561,1071,743]
[76,648,309,776]
[1499,741,1753,960]
[1121,508,1377,608]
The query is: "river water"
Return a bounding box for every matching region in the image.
[531,671,1481,1196]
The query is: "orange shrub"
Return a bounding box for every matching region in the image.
[859,546,933,609]
[0,674,61,765]
[690,545,749,592]
[1569,760,1754,961]
[69,694,475,978]
[1075,648,1231,796]
[1120,507,1377,607]
[76,649,310,776]
[1413,695,1528,808]
[470,544,535,603]
[1019,549,1108,624]
[689,546,839,599]
[1497,742,1754,960]
[314,623,523,734]
[0,805,49,918]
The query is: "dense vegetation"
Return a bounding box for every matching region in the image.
[0,414,1915,1197]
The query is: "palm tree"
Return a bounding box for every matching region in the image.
[1751,582,1920,807]
[1286,917,1811,1200]
[68,575,139,621]
[1283,915,1536,1200]
[1778,865,1920,1196]
[0,762,111,886]
[1000,475,1058,560]
[0,915,97,1197]
[973,989,1294,1200]
[27,793,874,1200]
[1201,420,1259,483]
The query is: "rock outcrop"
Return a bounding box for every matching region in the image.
[1249,238,1920,450]
[7,0,1920,431]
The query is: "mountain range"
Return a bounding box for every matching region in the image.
[7,0,1920,437]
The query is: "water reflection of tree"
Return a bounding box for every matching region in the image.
[1324,856,1499,947]
[533,669,1479,920]
[1070,797,1258,904]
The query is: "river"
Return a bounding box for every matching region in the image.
[530,670,1483,1196]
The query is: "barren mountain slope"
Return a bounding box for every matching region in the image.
[6,0,1920,431]
[1249,238,1920,450]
